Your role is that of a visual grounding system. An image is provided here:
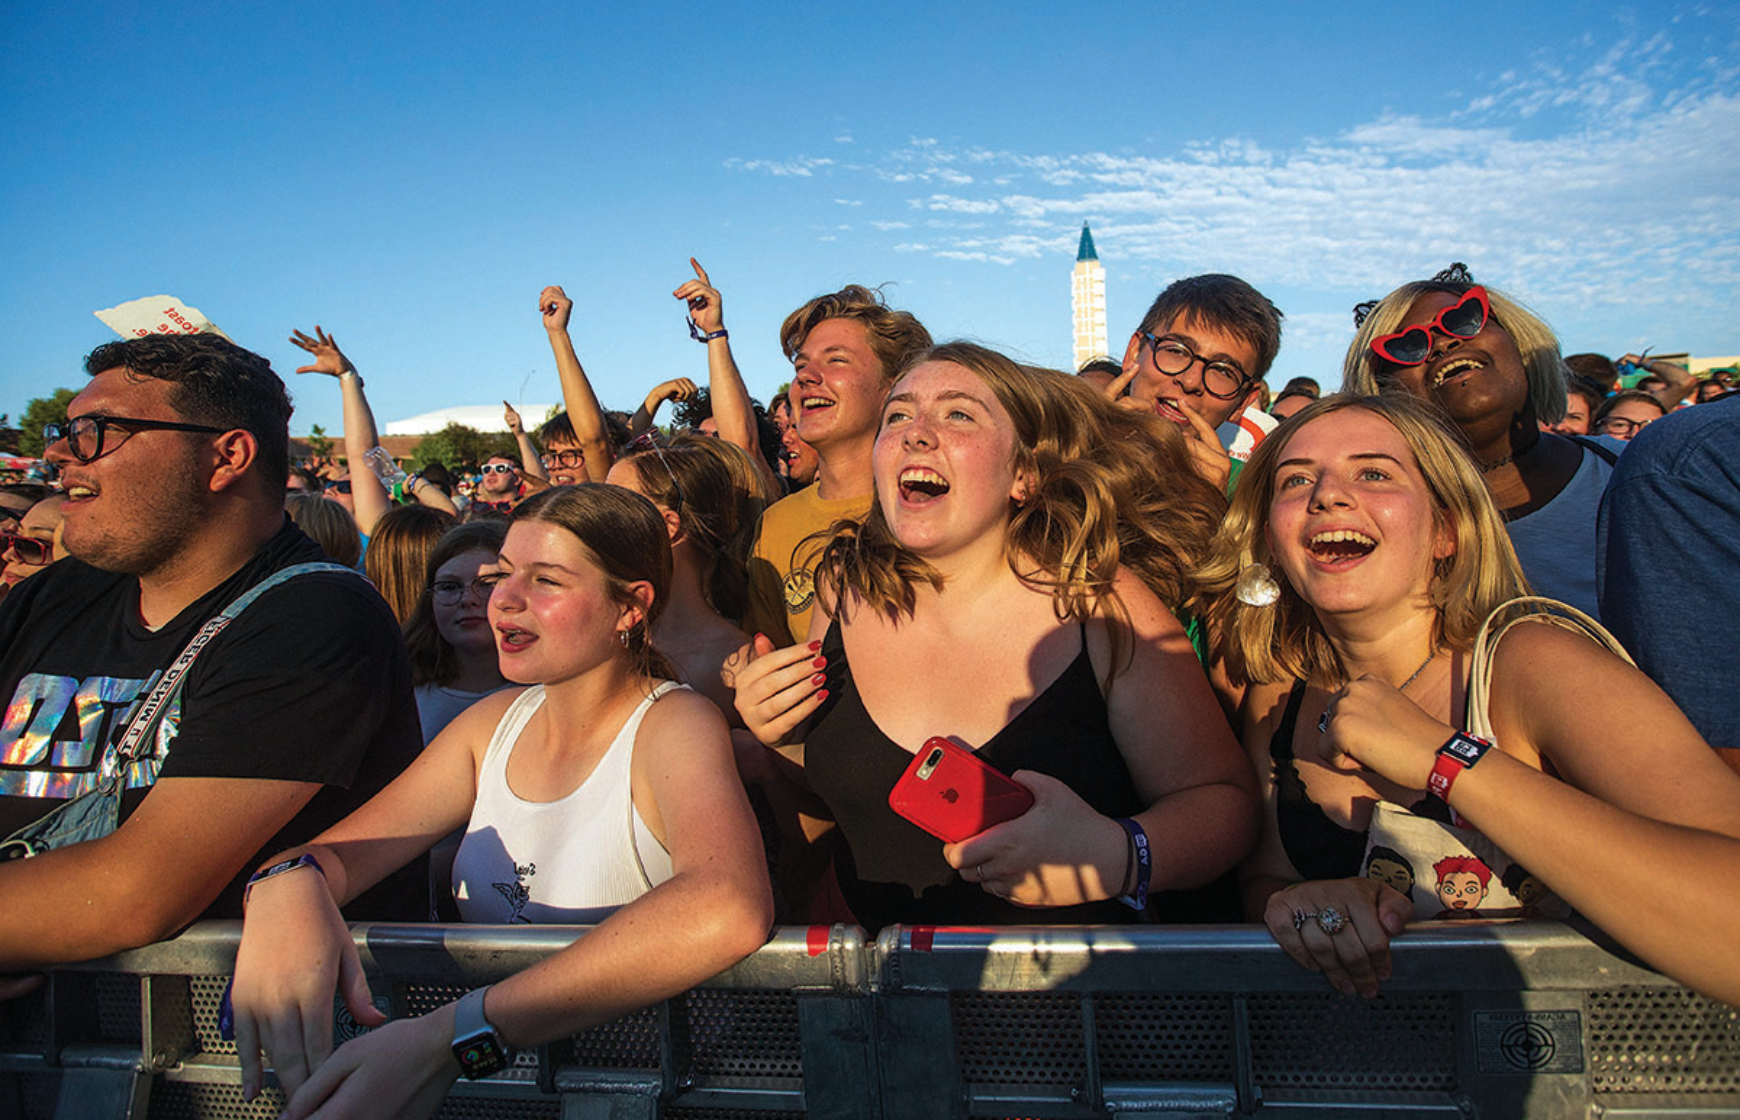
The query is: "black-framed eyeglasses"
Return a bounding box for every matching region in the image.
[544,449,585,469]
[1,532,53,566]
[430,576,497,604]
[325,480,353,495]
[624,431,684,512]
[1138,334,1251,400]
[44,414,229,463]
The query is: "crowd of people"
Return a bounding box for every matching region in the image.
[1,258,1735,1118]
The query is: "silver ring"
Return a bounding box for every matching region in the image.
[1316,907,1347,935]
[1293,909,1313,932]
[975,864,985,883]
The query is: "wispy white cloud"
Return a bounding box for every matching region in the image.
[723,156,835,177]
[834,198,863,206]
[724,22,1740,336]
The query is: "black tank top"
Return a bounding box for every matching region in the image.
[1270,679,1448,881]
[805,617,1139,929]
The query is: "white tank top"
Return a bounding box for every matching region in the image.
[452,682,681,924]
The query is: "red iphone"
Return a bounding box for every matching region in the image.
[888,737,1035,844]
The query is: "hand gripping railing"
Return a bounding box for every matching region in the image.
[2,921,1737,1119]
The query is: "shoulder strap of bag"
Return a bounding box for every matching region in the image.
[1465,595,1634,740]
[113,562,360,764]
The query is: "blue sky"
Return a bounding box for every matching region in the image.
[4,2,1737,437]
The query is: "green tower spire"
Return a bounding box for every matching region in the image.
[1077,223,1098,262]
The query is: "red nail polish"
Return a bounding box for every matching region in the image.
[808,640,823,651]
[816,689,829,702]
[812,656,827,669]
[811,673,826,685]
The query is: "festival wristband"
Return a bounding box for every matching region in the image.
[243,852,326,909]
[686,317,728,343]
[1113,817,1151,912]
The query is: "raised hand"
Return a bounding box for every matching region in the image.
[503,400,524,435]
[539,286,573,334]
[731,634,828,748]
[289,327,355,378]
[673,258,725,335]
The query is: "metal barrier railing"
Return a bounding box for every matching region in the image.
[2,921,1736,1119]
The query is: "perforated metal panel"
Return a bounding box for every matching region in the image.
[951,991,1086,1086]
[435,1098,561,1119]
[1246,992,1456,1091]
[1589,986,1740,1094]
[685,989,803,1079]
[148,1080,287,1119]
[1094,992,1235,1081]
[189,973,233,1054]
[568,1005,663,1070]
[95,971,142,1042]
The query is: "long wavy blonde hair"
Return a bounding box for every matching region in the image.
[1191,394,1529,686]
[819,341,1227,641]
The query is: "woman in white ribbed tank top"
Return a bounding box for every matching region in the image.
[228,485,773,1119]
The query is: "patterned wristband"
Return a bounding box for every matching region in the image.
[1113,817,1150,911]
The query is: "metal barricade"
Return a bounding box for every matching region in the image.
[2,921,1736,1119]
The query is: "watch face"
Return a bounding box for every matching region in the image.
[453,1033,510,1078]
[1444,734,1486,764]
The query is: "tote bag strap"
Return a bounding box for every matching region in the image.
[1466,596,1634,741]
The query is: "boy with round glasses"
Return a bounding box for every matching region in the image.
[1113,273,1285,491]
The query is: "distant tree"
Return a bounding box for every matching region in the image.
[411,423,518,471]
[17,390,78,457]
[305,423,334,461]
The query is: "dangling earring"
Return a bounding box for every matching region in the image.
[1235,562,1281,607]
[618,628,631,649]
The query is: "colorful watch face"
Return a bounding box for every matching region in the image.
[453,1033,511,1078]
[1442,733,1490,766]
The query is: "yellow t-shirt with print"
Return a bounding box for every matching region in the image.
[743,486,872,647]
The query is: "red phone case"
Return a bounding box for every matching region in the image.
[888,737,1035,844]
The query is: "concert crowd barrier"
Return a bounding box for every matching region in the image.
[3,921,1737,1118]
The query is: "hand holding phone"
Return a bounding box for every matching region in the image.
[888,737,1034,844]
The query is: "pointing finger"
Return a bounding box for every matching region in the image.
[690,257,710,285]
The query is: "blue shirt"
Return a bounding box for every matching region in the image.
[1598,396,1740,752]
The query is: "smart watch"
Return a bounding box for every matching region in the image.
[451,986,515,1079]
[1428,731,1494,816]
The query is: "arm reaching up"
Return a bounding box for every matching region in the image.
[290,327,391,536]
[539,286,615,482]
[675,259,780,490]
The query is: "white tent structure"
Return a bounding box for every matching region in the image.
[382,404,559,437]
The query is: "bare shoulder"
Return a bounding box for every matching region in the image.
[1099,566,1187,637]
[430,686,530,758]
[1488,615,1632,684]
[638,685,730,750]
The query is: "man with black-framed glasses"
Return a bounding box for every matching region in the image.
[0,332,425,975]
[1113,273,1285,491]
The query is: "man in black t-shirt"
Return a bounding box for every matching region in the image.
[0,333,424,973]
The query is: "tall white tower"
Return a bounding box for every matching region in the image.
[1071,223,1108,371]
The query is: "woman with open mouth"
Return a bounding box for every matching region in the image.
[734,341,1256,929]
[1194,392,1740,1006]
[1342,264,1620,620]
[227,484,772,1120]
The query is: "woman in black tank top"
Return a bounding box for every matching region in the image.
[1193,394,1740,1007]
[735,342,1256,928]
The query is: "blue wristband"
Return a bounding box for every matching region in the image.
[1113,817,1150,912]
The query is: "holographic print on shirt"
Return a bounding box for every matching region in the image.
[0,672,174,799]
